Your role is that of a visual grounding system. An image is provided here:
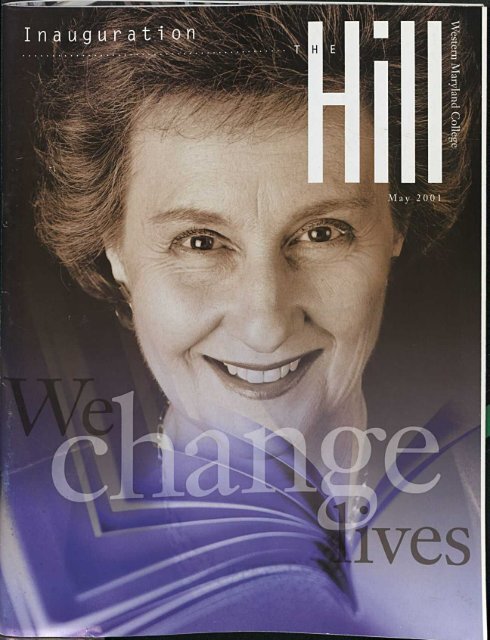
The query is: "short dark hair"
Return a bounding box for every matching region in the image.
[34,4,479,303]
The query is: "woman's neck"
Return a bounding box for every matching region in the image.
[160,386,367,468]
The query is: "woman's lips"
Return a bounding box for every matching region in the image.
[203,349,323,400]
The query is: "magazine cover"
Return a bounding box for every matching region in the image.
[1,1,486,638]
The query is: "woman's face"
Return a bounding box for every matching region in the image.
[107,102,402,437]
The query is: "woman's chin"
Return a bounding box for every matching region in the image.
[169,394,332,442]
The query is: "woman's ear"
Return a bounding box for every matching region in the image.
[106,245,134,329]
[391,226,405,258]
[392,229,405,258]
[105,246,129,286]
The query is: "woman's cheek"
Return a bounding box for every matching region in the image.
[131,271,218,354]
[312,261,388,339]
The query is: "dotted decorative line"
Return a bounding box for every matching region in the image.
[21,48,288,58]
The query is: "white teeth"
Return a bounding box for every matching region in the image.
[222,358,302,383]
[264,368,281,383]
[247,369,264,384]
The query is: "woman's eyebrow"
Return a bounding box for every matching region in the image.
[149,197,373,228]
[291,196,374,222]
[149,207,228,227]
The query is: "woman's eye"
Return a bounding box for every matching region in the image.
[296,224,350,244]
[172,230,226,252]
[303,227,335,242]
[184,235,216,250]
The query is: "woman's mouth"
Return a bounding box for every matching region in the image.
[203,350,323,400]
[223,358,300,383]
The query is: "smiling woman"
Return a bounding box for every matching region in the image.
[102,101,399,442]
[14,2,482,639]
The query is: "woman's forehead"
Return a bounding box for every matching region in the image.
[127,96,383,214]
[124,148,389,245]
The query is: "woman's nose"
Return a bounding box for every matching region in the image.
[225,254,304,353]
